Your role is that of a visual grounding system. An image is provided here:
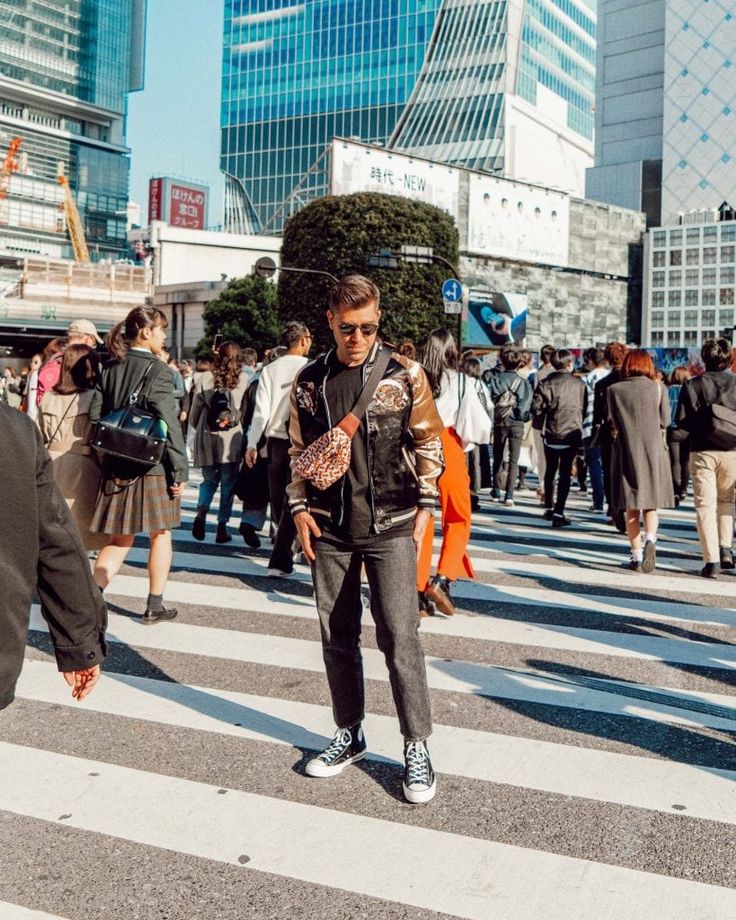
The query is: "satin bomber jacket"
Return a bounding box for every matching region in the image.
[286,342,445,533]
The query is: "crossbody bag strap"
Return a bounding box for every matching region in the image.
[336,345,393,438]
[44,394,77,448]
[129,358,156,407]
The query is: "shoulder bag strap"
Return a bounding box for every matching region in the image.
[129,359,156,407]
[337,345,393,438]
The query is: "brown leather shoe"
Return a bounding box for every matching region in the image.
[425,575,455,616]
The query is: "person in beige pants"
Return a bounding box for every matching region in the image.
[675,338,736,578]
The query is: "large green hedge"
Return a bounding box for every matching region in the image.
[277,192,460,351]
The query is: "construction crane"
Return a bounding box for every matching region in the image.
[0,136,22,201]
[58,174,90,262]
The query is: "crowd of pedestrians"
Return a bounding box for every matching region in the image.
[5,285,736,807]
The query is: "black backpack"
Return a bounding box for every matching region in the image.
[494,375,522,424]
[206,388,239,432]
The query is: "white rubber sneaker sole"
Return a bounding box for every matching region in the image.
[305,750,366,778]
[403,777,437,804]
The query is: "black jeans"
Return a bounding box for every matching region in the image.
[668,428,691,498]
[267,437,296,571]
[544,442,578,515]
[311,534,432,741]
[493,421,524,499]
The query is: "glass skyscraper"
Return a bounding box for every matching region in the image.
[0,0,146,260]
[221,0,595,233]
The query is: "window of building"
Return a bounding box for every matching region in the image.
[702,309,716,325]
[704,226,718,241]
[721,225,736,242]
[652,291,665,308]
[686,249,700,265]
[669,290,682,306]
[703,268,717,285]
[685,269,700,284]
[669,270,682,285]
[720,288,735,304]
[703,289,717,305]
[686,228,701,243]
[670,250,682,265]
[666,332,681,346]
[651,331,664,345]
[703,247,718,264]
[721,266,735,284]
[684,330,699,345]
[653,251,666,267]
[650,311,664,328]
[652,271,666,288]
[653,231,667,247]
[720,308,734,325]
[684,310,698,326]
[721,245,735,263]
[684,289,699,306]
[670,229,683,245]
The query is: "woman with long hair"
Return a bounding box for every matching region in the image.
[460,355,492,509]
[667,365,692,506]
[189,340,251,543]
[89,306,188,624]
[37,344,106,551]
[417,329,490,615]
[607,349,673,572]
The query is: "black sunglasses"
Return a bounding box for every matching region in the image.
[337,322,379,336]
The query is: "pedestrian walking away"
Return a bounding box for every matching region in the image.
[245,320,312,576]
[592,341,628,531]
[287,274,444,804]
[607,349,674,573]
[581,346,610,513]
[417,329,490,616]
[488,345,533,505]
[0,401,107,711]
[532,348,586,528]
[676,337,736,577]
[189,341,251,544]
[89,306,188,623]
[666,365,692,507]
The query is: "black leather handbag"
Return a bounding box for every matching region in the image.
[92,361,168,468]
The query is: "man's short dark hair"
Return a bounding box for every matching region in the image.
[282,321,310,349]
[499,344,523,371]
[583,347,603,368]
[242,347,258,367]
[330,275,380,312]
[552,349,574,371]
[701,337,733,372]
[540,344,556,365]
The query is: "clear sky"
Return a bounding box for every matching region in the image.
[127,0,225,227]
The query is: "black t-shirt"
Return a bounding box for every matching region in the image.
[322,352,373,541]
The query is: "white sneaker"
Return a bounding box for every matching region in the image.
[267,567,294,578]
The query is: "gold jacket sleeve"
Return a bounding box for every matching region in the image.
[401,355,445,509]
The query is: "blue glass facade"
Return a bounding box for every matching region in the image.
[222,0,596,232]
[0,0,145,258]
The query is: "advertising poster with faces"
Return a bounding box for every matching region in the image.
[467,174,570,267]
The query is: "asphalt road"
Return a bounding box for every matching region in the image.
[1,476,735,920]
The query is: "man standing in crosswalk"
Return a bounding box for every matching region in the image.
[287,275,445,804]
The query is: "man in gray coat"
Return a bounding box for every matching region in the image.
[0,402,107,710]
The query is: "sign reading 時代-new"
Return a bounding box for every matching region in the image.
[467,174,570,268]
[330,140,460,220]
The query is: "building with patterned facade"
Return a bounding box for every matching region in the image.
[221,0,596,234]
[0,0,146,262]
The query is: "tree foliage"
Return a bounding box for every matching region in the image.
[195,274,279,359]
[277,192,460,352]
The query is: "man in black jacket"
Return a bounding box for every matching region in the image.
[1,403,107,711]
[676,337,736,576]
[288,275,444,804]
[532,349,586,527]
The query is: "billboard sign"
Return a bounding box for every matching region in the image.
[148,177,208,230]
[467,173,570,267]
[330,140,460,220]
[465,290,528,348]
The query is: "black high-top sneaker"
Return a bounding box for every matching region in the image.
[305,724,367,777]
[403,740,436,804]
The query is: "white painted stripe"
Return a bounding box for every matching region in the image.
[2,742,735,920]
[0,905,67,920]
[16,659,736,827]
[98,572,736,671]
[28,609,736,731]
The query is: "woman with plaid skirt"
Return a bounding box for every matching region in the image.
[89,306,189,624]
